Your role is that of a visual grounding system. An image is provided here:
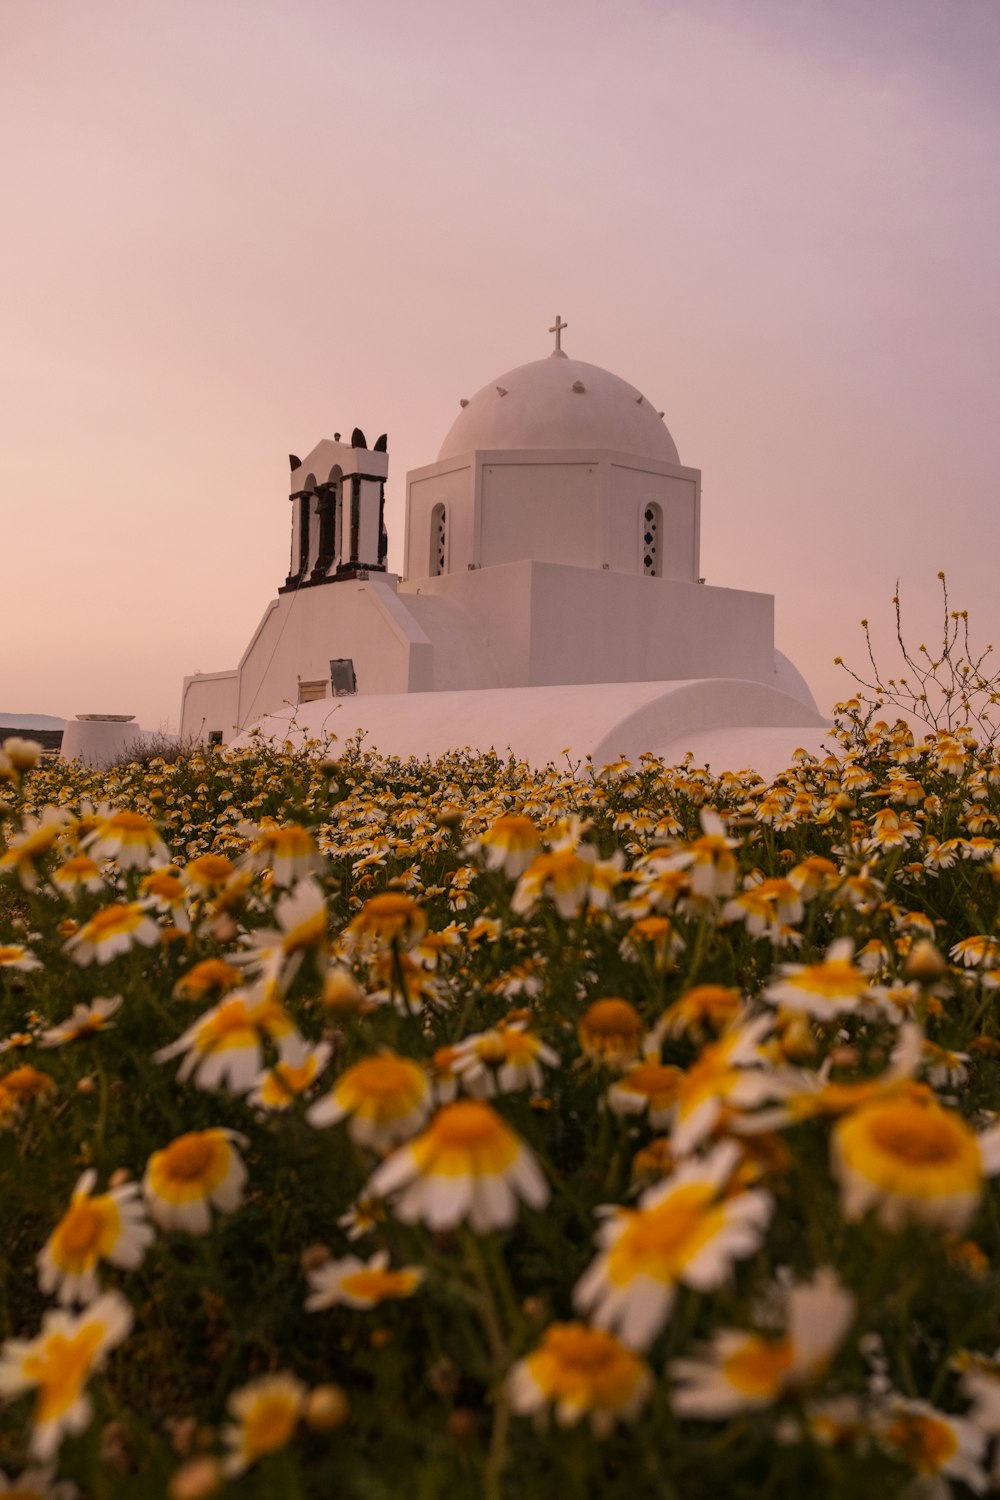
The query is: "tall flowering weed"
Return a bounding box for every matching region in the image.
[2,722,1000,1495]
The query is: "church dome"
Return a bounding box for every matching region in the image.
[437,352,680,464]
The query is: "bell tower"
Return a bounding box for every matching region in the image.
[281,429,389,592]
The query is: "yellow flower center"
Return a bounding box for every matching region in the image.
[51,1196,119,1270]
[24,1322,106,1423]
[414,1100,520,1177]
[608,1184,723,1285]
[242,1394,299,1458]
[884,1412,958,1474]
[338,1053,426,1113]
[87,904,140,938]
[789,959,866,1000]
[579,999,642,1056]
[104,811,152,835]
[161,1133,216,1181]
[621,1062,682,1100]
[837,1098,981,1199]
[339,1267,419,1302]
[722,1335,794,1397]
[529,1322,646,1409]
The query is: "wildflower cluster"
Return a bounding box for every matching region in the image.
[2,723,1000,1495]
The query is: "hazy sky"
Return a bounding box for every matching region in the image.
[3,0,999,731]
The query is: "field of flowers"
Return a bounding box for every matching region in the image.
[3,708,1000,1499]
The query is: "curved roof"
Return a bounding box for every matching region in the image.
[239,679,828,778]
[437,353,680,464]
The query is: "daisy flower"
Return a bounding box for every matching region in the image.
[222,1372,306,1476]
[154,990,298,1095]
[50,855,105,901]
[0,944,42,972]
[304,1250,425,1310]
[63,903,160,966]
[248,1037,332,1111]
[763,938,874,1020]
[37,1169,155,1306]
[83,810,170,871]
[234,876,329,987]
[139,869,191,932]
[307,1050,432,1150]
[607,1061,683,1129]
[0,1291,132,1460]
[479,815,542,878]
[660,1015,781,1156]
[577,998,644,1068]
[876,1397,989,1495]
[1,736,43,771]
[366,1099,549,1232]
[511,846,623,920]
[245,822,321,886]
[573,1142,773,1351]
[452,1020,560,1097]
[181,853,236,894]
[658,810,740,900]
[39,997,122,1048]
[0,809,71,892]
[506,1322,653,1437]
[172,957,244,1003]
[669,1268,855,1418]
[831,1094,1000,1232]
[658,985,744,1041]
[143,1128,248,1233]
[342,891,427,958]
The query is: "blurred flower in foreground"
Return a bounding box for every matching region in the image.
[39,997,122,1048]
[0,808,71,891]
[763,938,873,1020]
[154,991,297,1095]
[366,1099,549,1231]
[307,1050,431,1149]
[831,1094,1000,1232]
[0,1292,132,1460]
[343,892,426,957]
[143,1129,248,1233]
[64,903,160,966]
[574,1143,772,1350]
[577,998,644,1069]
[83,810,169,871]
[669,1269,854,1417]
[305,1250,425,1310]
[479,814,542,879]
[876,1397,989,1496]
[0,944,42,972]
[507,1322,652,1436]
[223,1372,306,1476]
[37,1169,154,1306]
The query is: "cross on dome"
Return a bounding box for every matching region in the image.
[549,315,568,357]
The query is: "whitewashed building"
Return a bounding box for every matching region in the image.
[180,320,828,772]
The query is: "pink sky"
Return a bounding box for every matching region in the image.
[3,0,999,732]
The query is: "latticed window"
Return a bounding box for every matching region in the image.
[642,502,661,576]
[430,503,447,576]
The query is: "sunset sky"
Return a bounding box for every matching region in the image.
[3,0,999,733]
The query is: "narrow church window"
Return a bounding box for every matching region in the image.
[430,503,447,576]
[642,502,662,577]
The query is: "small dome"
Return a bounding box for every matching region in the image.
[438,354,680,464]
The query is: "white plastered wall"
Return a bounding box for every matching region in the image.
[404,461,474,578]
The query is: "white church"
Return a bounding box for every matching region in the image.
[179,320,828,773]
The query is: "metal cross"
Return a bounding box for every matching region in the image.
[549,315,568,353]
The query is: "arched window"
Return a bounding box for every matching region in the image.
[641,502,662,577]
[430,503,447,576]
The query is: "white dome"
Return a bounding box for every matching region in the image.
[437,353,680,464]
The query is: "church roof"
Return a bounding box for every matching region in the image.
[437,352,681,464]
